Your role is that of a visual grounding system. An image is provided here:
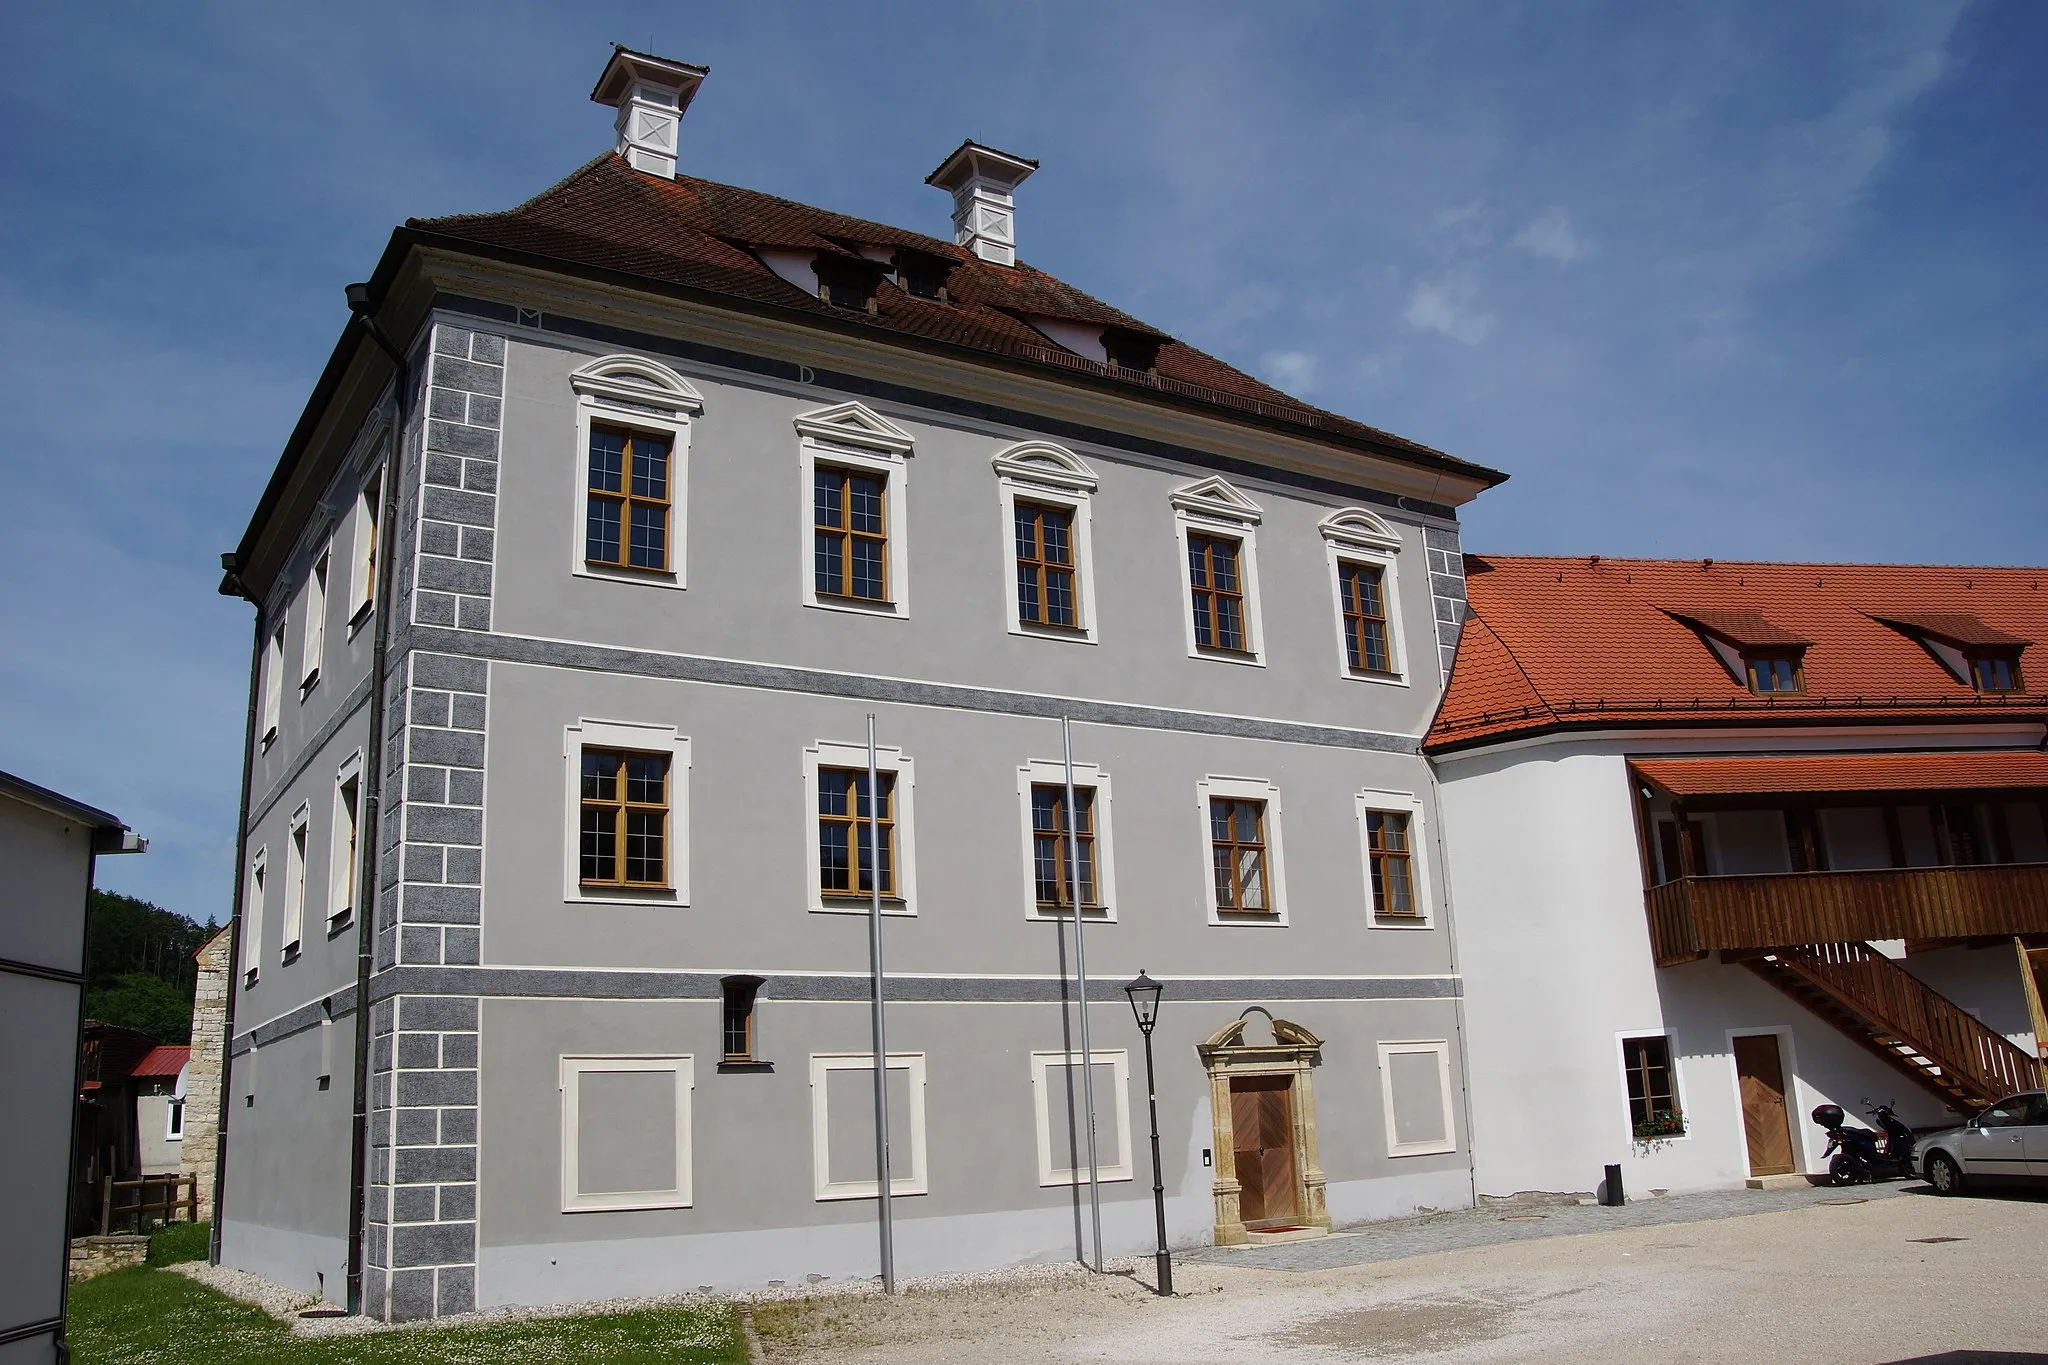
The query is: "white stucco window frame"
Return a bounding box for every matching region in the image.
[804,741,918,916]
[1015,759,1118,922]
[1614,1028,1693,1146]
[243,846,267,987]
[1320,508,1409,686]
[558,1054,695,1213]
[561,719,693,906]
[1030,1049,1134,1186]
[569,354,705,592]
[328,749,364,930]
[810,1052,929,1200]
[260,616,285,750]
[795,401,915,619]
[165,1095,185,1141]
[1377,1039,1458,1157]
[992,442,1100,645]
[281,801,311,959]
[1355,788,1434,928]
[1171,478,1266,666]
[1196,774,1289,926]
[299,544,330,697]
[348,452,386,636]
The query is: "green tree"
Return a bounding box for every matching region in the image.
[83,890,214,1042]
[86,973,198,1044]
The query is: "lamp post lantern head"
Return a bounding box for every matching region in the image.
[1124,969,1163,1035]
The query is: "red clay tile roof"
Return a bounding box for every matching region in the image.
[408,154,1500,482]
[1427,557,2048,752]
[1632,752,2048,797]
[1869,612,2030,649]
[131,1045,190,1079]
[1663,608,1812,648]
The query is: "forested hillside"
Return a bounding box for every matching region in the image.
[84,890,216,1044]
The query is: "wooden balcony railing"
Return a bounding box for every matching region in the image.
[1765,943,2042,1104]
[1647,863,2048,966]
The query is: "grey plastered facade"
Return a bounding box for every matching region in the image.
[218,239,1493,1319]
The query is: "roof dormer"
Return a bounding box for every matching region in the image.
[1870,612,2030,694]
[1664,608,1812,695]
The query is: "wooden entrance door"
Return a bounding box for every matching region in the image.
[1230,1075,1299,1225]
[1733,1034,1797,1176]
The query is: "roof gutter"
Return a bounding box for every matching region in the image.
[1425,706,2048,758]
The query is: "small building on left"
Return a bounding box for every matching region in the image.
[0,770,144,1365]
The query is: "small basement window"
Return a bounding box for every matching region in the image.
[1969,652,2024,694]
[1744,651,1803,695]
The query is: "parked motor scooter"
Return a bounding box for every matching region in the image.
[1811,1100,1917,1185]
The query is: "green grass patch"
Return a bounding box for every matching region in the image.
[146,1220,211,1266]
[67,1266,747,1365]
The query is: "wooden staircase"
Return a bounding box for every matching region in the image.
[1742,942,2042,1113]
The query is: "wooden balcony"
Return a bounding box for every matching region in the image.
[1646,863,2048,966]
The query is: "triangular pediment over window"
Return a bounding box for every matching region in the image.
[990,441,1097,492]
[1169,476,1262,525]
[569,354,705,415]
[793,400,915,454]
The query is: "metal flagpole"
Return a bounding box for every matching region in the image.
[867,715,895,1293]
[1065,716,1104,1272]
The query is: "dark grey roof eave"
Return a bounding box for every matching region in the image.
[0,769,127,833]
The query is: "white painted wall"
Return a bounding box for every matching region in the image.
[1433,728,2041,1198]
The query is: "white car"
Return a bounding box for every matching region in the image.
[1920,1091,2048,1195]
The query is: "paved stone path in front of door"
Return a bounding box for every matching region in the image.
[1176,1178,1915,1272]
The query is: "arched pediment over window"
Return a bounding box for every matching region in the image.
[569,354,705,416]
[990,440,1098,493]
[1318,507,1403,553]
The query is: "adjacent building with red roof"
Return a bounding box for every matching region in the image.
[1428,554,2048,1200]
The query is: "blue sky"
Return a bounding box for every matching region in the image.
[2,2,2042,923]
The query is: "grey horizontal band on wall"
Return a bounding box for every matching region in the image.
[365,964,1461,1006]
[435,294,1467,524]
[397,624,1423,755]
[231,985,358,1055]
[245,673,375,833]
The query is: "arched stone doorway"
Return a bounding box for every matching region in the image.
[1197,1010,1331,1245]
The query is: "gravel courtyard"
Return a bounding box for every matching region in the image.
[754,1187,2048,1364]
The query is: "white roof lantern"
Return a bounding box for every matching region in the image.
[926,140,1038,268]
[591,46,708,180]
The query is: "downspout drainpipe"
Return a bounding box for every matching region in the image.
[342,283,411,1317]
[207,601,265,1265]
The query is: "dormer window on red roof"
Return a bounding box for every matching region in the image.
[1869,612,2029,696]
[1745,652,1804,695]
[893,250,952,302]
[1662,608,1812,696]
[812,257,884,315]
[1971,652,2024,694]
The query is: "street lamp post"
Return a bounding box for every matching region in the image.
[1123,969,1172,1296]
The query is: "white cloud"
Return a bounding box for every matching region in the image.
[1513,206,1590,263]
[1260,349,1321,395]
[1404,270,1495,345]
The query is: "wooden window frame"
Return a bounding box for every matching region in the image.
[577,747,671,890]
[1016,760,1117,921]
[561,719,690,905]
[1619,1033,1686,1138]
[993,443,1099,645]
[795,405,914,619]
[1031,783,1099,911]
[1338,559,1396,677]
[1320,508,1409,684]
[1014,500,1083,631]
[1742,649,1806,696]
[1377,1039,1458,1157]
[804,741,918,915]
[1198,776,1288,925]
[558,1054,694,1213]
[812,463,893,605]
[569,355,701,591]
[583,423,675,574]
[720,977,765,1066]
[1357,790,1432,926]
[1187,532,1251,655]
[809,1052,929,1200]
[1967,651,2026,695]
[816,765,898,900]
[1172,480,1265,665]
